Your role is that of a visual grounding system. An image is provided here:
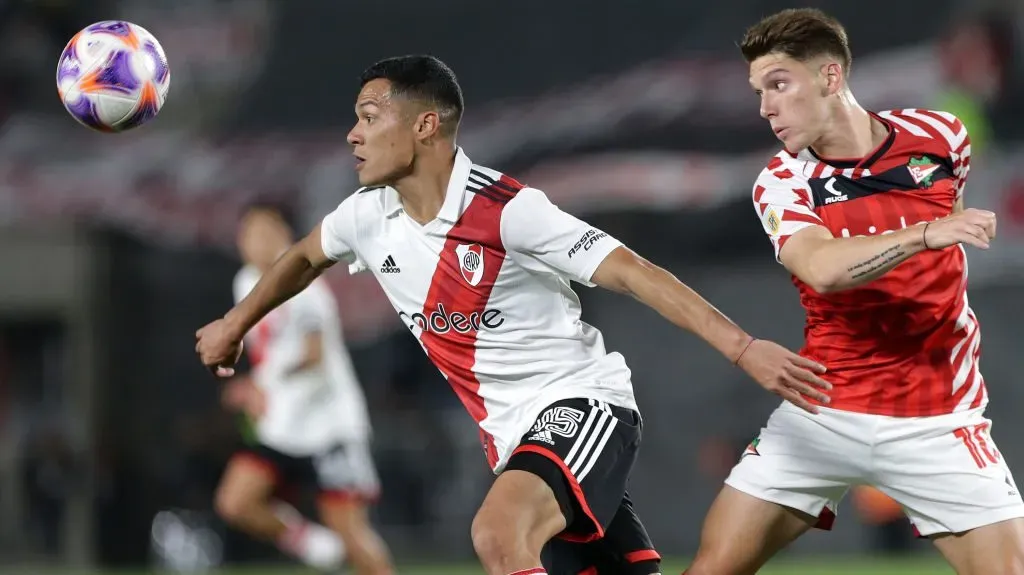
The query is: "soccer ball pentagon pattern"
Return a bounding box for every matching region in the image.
[56,21,170,132]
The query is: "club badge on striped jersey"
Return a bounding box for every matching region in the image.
[907,156,940,187]
[456,243,484,286]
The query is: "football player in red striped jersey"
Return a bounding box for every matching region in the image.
[684,8,1021,575]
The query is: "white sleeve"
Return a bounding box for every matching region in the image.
[320,195,359,264]
[751,166,825,262]
[500,187,623,286]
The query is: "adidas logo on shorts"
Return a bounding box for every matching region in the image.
[380,255,401,274]
[527,429,556,445]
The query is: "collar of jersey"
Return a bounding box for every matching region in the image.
[382,146,472,224]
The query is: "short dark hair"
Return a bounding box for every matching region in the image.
[740,8,852,73]
[359,55,464,136]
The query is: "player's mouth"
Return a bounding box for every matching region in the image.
[353,153,366,170]
[773,126,789,140]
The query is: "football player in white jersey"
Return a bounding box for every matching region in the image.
[213,205,394,575]
[196,56,831,575]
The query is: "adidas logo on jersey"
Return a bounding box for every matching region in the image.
[380,255,400,274]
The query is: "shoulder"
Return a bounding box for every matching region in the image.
[499,186,556,232]
[756,151,811,185]
[323,185,391,238]
[753,151,812,198]
[344,185,390,213]
[467,164,527,205]
[877,108,969,152]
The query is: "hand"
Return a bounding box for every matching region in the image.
[923,209,997,250]
[196,318,244,378]
[736,339,832,414]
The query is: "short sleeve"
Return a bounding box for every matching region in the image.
[500,187,623,286]
[320,195,359,263]
[752,165,824,262]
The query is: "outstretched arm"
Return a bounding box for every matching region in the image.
[498,186,832,413]
[591,248,751,362]
[591,247,832,413]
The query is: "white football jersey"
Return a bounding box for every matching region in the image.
[234,266,371,455]
[320,147,637,472]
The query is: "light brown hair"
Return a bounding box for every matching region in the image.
[740,8,853,73]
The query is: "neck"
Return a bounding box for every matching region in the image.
[393,143,458,225]
[810,90,884,160]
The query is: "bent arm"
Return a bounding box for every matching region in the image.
[591,247,752,363]
[224,224,335,340]
[779,224,928,294]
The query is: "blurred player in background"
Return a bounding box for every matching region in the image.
[684,9,1022,575]
[195,55,830,575]
[214,204,394,575]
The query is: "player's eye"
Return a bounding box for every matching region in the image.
[774,81,787,91]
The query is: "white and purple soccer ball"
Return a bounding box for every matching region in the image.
[56,21,170,132]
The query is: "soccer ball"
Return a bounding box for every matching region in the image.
[56,21,170,132]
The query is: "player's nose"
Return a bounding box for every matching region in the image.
[759,94,776,119]
[346,126,363,146]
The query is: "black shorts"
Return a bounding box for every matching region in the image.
[233,442,380,504]
[504,398,651,541]
[542,492,661,575]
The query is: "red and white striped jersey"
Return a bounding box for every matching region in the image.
[751,109,981,417]
[321,148,636,472]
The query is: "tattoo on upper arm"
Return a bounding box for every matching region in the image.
[847,244,906,279]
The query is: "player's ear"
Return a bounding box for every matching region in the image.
[414,110,441,143]
[822,62,843,96]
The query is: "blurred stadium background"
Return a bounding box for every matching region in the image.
[1,0,1023,572]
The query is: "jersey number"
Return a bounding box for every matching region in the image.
[531,406,586,439]
[954,423,1000,469]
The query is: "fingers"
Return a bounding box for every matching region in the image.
[782,375,831,404]
[958,225,991,249]
[788,365,833,392]
[790,354,828,376]
[959,211,997,247]
[779,388,819,415]
[975,215,997,241]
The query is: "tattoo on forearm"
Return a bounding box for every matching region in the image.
[847,244,906,279]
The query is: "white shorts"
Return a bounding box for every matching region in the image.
[725,402,1024,536]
